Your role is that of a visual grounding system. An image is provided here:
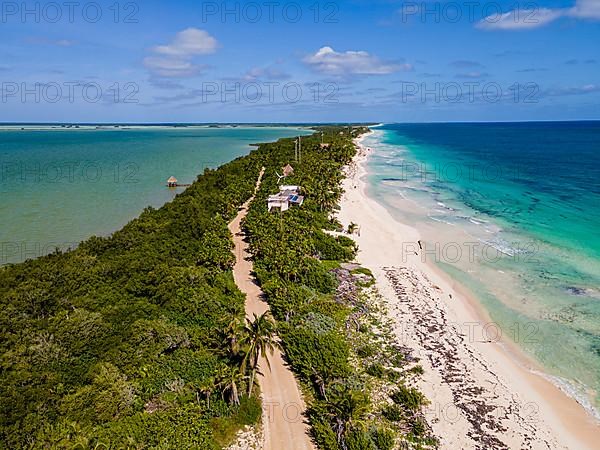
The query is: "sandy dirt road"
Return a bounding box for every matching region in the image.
[228,168,314,450]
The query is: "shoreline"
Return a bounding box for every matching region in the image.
[336,130,599,449]
[0,126,311,266]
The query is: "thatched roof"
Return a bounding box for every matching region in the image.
[167,176,178,183]
[283,164,294,176]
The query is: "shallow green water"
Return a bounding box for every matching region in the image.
[0,126,310,264]
[364,122,600,417]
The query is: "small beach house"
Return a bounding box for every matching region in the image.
[167,176,178,187]
[267,185,304,212]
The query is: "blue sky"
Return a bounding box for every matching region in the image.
[0,0,598,122]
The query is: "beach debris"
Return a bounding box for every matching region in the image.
[381,266,555,450]
[226,425,263,450]
[332,266,375,307]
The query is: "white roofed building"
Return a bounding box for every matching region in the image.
[267,185,304,212]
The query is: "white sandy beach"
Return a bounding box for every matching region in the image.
[336,132,599,449]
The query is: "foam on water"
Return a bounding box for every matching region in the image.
[363,123,600,418]
[533,370,600,422]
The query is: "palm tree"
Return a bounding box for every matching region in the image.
[197,377,215,409]
[217,366,245,406]
[325,389,370,448]
[223,316,244,360]
[242,312,281,396]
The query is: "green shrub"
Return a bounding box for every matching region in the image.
[235,395,262,425]
[356,344,377,358]
[408,365,424,376]
[97,405,220,449]
[284,328,350,381]
[346,429,375,450]
[313,232,356,261]
[350,267,374,277]
[211,396,262,446]
[411,417,428,438]
[382,404,404,422]
[311,418,341,450]
[60,363,135,424]
[390,385,428,411]
[366,363,385,378]
[387,370,401,382]
[369,427,395,450]
[298,258,337,294]
[358,323,370,333]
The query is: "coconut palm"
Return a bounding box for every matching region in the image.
[197,376,215,409]
[223,316,244,360]
[241,312,281,396]
[217,366,245,406]
[325,389,370,448]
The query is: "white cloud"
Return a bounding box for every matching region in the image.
[153,28,218,57]
[543,83,600,97]
[449,60,484,68]
[455,71,490,79]
[243,65,291,81]
[143,57,206,78]
[26,37,76,46]
[304,46,408,76]
[145,28,217,78]
[567,0,600,19]
[477,0,600,30]
[56,39,74,46]
[477,8,563,30]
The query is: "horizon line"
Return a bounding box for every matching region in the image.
[1,119,599,126]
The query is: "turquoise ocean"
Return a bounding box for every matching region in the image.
[0,125,310,265]
[363,122,600,418]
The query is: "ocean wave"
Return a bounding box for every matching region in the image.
[477,238,524,257]
[399,185,435,194]
[436,201,457,212]
[468,217,488,225]
[428,215,457,226]
[532,370,600,423]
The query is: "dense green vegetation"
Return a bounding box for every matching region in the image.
[243,127,438,449]
[1,125,436,449]
[0,144,271,449]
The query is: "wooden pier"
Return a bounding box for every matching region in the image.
[166,176,191,188]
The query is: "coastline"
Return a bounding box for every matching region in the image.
[0,125,311,266]
[336,131,599,449]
